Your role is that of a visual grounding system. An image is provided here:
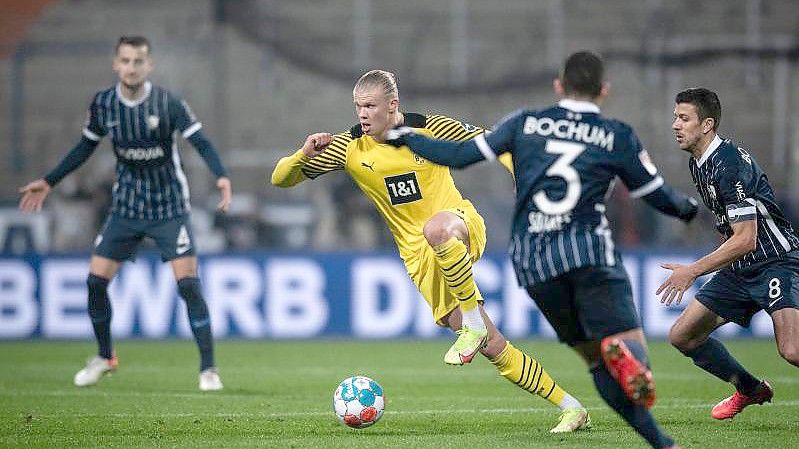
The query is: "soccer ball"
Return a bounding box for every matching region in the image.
[333,376,385,428]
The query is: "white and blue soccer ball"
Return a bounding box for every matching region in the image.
[333,376,385,428]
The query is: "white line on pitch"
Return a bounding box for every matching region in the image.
[11,400,799,419]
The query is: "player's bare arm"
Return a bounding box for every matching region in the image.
[216,177,232,212]
[18,179,52,213]
[657,219,757,305]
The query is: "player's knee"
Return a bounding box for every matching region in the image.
[423,219,451,247]
[777,341,799,366]
[668,325,695,352]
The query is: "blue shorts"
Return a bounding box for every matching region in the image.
[525,261,641,346]
[696,251,799,327]
[94,214,196,262]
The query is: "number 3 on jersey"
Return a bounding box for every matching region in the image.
[533,140,586,215]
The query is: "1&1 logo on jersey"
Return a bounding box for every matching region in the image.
[384,172,422,205]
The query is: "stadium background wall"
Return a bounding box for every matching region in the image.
[0,251,777,340]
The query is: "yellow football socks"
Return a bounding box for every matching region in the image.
[433,237,480,313]
[491,342,568,408]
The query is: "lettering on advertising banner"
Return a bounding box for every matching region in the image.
[0,253,775,339]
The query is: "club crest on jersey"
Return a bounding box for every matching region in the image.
[413,154,426,165]
[146,115,160,130]
[462,122,479,133]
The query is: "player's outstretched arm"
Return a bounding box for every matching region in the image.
[385,127,485,168]
[636,183,699,222]
[182,129,231,212]
[18,179,51,213]
[18,135,101,212]
[186,130,229,178]
[618,144,698,222]
[657,219,756,305]
[271,133,333,188]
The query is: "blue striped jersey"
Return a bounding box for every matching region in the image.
[476,99,673,285]
[689,136,799,270]
[82,81,202,220]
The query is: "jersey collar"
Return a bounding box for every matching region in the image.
[116,81,152,108]
[558,99,600,114]
[695,134,723,168]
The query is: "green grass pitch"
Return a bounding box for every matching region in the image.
[1,340,797,448]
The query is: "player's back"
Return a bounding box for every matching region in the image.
[512,104,626,228]
[504,100,657,285]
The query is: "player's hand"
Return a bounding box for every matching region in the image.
[301,133,333,158]
[384,126,416,147]
[656,263,699,306]
[18,179,51,213]
[216,177,232,212]
[680,197,699,223]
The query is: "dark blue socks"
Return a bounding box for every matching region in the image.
[177,277,215,371]
[682,337,760,395]
[622,339,650,368]
[591,364,674,449]
[87,274,215,371]
[87,274,113,359]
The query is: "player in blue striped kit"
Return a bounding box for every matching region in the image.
[658,88,799,420]
[386,51,694,449]
[18,36,231,391]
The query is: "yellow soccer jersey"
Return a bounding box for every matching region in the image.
[272,113,511,261]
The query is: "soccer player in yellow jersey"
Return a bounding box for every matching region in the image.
[271,70,590,432]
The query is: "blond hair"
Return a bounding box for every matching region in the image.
[353,69,398,99]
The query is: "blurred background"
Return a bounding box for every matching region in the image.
[2,0,798,254]
[1,0,798,339]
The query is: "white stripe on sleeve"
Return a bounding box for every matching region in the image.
[182,122,202,139]
[628,176,664,198]
[727,206,756,218]
[474,133,497,162]
[82,128,101,141]
[756,200,791,251]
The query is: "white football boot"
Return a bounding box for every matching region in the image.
[199,368,224,391]
[74,355,118,387]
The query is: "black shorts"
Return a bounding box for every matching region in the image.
[525,263,641,346]
[94,214,196,262]
[696,251,799,327]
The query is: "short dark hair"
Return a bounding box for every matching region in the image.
[675,88,721,131]
[116,36,151,54]
[560,51,604,98]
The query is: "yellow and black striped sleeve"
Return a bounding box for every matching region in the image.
[425,114,484,142]
[270,132,351,188]
[425,114,514,175]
